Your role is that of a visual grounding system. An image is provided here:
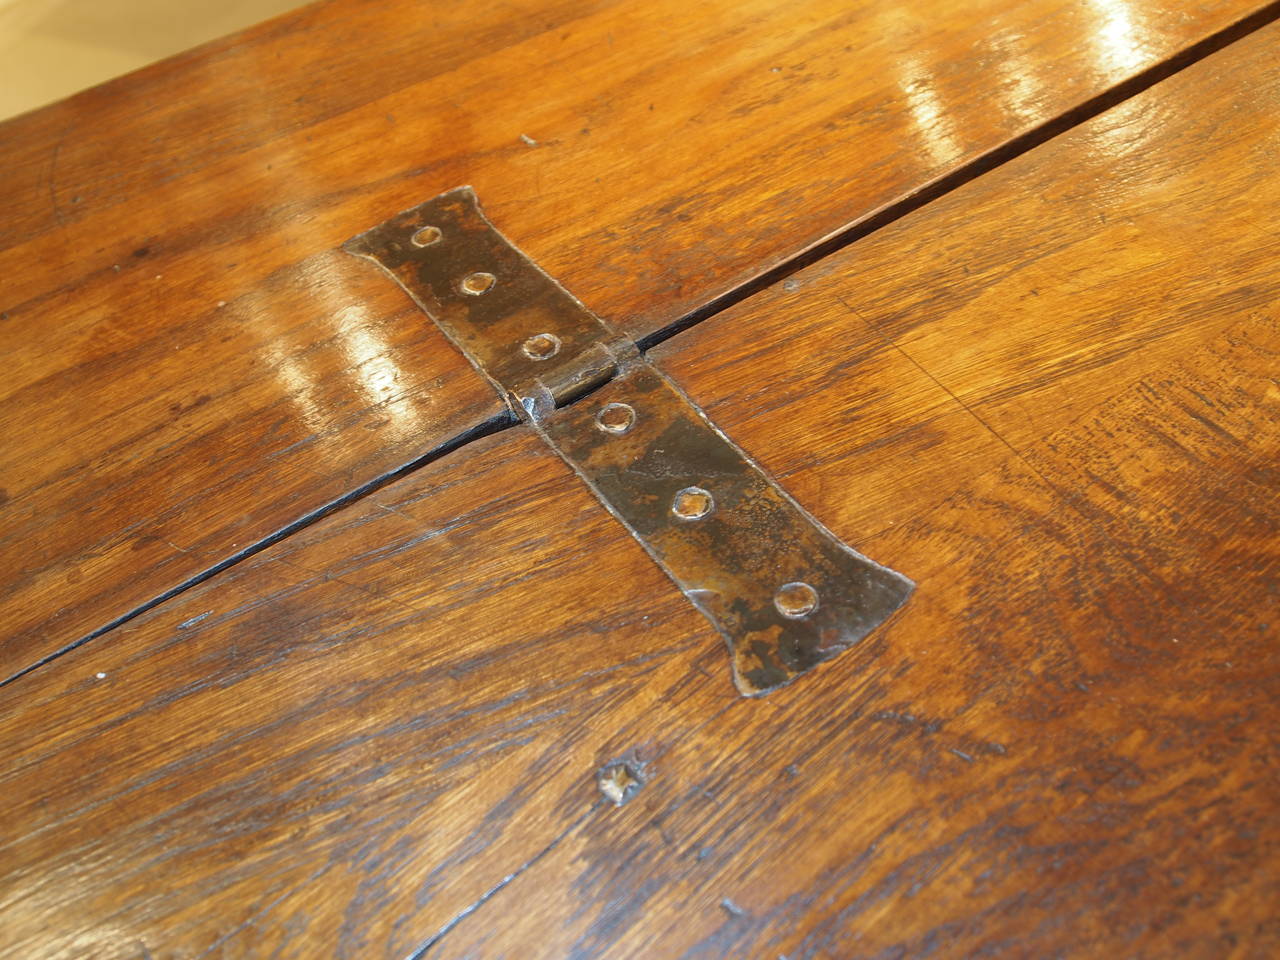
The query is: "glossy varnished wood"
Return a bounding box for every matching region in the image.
[0,427,698,959]
[457,21,1280,952]
[3,21,1278,957]
[456,316,1280,958]
[1,0,1274,679]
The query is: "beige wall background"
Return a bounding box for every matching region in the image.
[0,0,304,120]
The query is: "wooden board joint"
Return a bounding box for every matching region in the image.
[345,188,913,695]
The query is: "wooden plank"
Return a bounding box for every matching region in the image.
[450,315,1280,958]
[2,0,1274,679]
[441,20,1280,955]
[3,20,1278,956]
[0,427,704,960]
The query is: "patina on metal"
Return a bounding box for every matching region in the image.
[344,188,628,417]
[345,187,913,696]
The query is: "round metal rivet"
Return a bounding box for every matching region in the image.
[410,225,442,247]
[596,402,636,435]
[774,581,819,619]
[672,486,714,521]
[521,332,561,361]
[459,271,496,295]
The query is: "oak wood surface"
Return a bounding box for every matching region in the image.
[3,18,1278,958]
[457,314,1280,959]
[462,18,1280,954]
[2,0,1274,680]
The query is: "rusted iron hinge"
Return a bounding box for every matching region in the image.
[345,188,912,696]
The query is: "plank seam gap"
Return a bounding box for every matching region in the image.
[11,1,1277,686]
[634,0,1280,351]
[0,410,516,688]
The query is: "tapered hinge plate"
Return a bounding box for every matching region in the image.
[345,187,913,696]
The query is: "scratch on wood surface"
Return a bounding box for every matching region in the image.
[838,294,1030,467]
[194,861,332,958]
[411,803,603,958]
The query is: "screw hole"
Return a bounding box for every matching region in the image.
[596,402,636,434]
[774,581,819,618]
[459,271,496,296]
[598,759,645,805]
[411,225,442,247]
[521,332,561,360]
[672,486,714,521]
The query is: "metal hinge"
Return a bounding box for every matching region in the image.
[345,188,912,696]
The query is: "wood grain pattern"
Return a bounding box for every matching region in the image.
[0,427,700,960]
[1,0,1274,679]
[446,20,1280,954]
[3,19,1278,957]
[450,314,1280,958]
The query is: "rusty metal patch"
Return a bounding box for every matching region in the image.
[344,187,630,416]
[346,188,913,696]
[535,366,912,695]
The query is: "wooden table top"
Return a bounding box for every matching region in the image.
[1,0,1272,680]
[1,1,1277,957]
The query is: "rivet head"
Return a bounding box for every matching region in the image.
[596,402,636,434]
[459,271,496,296]
[774,581,819,619]
[672,486,714,521]
[521,332,561,361]
[410,225,442,247]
